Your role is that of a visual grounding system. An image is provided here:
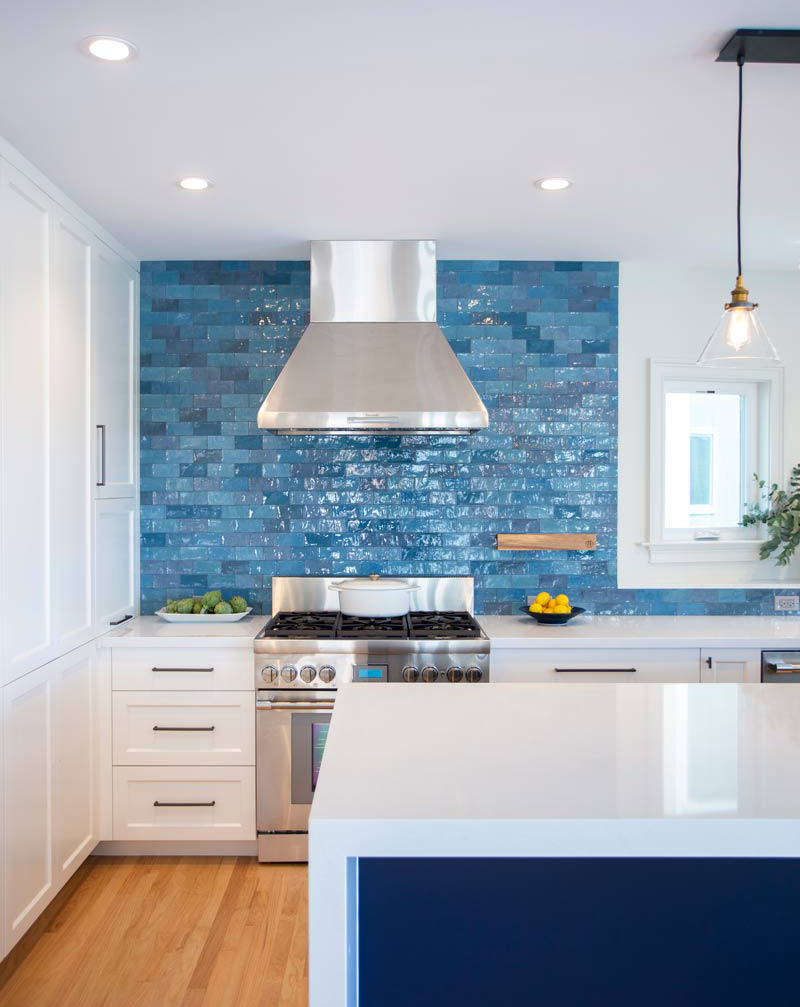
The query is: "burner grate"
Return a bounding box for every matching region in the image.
[338,614,408,639]
[264,611,338,639]
[408,611,482,639]
[260,609,483,641]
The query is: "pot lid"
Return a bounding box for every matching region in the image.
[330,575,419,592]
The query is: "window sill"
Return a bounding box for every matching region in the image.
[640,540,763,565]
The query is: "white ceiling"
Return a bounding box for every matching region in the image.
[2,0,800,266]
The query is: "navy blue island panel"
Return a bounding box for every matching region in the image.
[358,857,800,1007]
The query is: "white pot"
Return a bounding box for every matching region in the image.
[330,575,420,617]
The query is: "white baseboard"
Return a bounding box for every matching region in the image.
[92,840,258,857]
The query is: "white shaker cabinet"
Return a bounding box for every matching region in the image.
[50,209,95,656]
[92,241,137,500]
[0,150,139,680]
[3,639,103,953]
[3,661,54,951]
[700,649,762,683]
[0,161,54,684]
[94,497,137,632]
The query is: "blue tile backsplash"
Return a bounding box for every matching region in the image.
[140,260,790,616]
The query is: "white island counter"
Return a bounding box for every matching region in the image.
[309,682,800,1006]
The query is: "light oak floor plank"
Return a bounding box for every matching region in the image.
[0,857,309,1007]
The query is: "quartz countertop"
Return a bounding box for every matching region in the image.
[102,614,269,647]
[311,682,800,852]
[479,614,800,649]
[308,681,800,1003]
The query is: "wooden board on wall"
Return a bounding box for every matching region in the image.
[496,534,597,552]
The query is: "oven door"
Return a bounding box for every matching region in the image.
[256,692,334,861]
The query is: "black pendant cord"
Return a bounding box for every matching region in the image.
[737,53,744,278]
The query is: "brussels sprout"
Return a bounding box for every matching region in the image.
[175,597,195,614]
[192,600,203,614]
[165,599,179,614]
[214,601,233,615]
[229,595,248,613]
[201,590,222,610]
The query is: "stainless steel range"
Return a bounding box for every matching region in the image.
[254,576,489,862]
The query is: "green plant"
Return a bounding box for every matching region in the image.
[742,464,800,566]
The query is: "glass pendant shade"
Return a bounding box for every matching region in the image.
[698,277,780,365]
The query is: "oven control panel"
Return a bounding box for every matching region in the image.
[255,651,489,687]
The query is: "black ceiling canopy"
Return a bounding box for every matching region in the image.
[718,28,800,64]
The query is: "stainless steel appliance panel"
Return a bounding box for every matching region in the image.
[762,651,800,682]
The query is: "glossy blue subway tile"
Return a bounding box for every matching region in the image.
[139,259,790,617]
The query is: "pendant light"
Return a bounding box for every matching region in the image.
[698,48,780,364]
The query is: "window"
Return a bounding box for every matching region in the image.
[647,361,783,563]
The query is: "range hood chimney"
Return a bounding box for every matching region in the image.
[256,240,488,435]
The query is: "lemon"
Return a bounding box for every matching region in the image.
[529,603,543,613]
[555,593,570,606]
[553,605,570,614]
[535,592,550,606]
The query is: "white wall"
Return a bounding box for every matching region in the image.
[618,262,800,588]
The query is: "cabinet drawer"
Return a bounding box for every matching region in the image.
[492,648,700,683]
[112,647,252,691]
[113,691,255,765]
[112,766,255,841]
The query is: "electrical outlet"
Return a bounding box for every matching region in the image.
[775,595,800,612]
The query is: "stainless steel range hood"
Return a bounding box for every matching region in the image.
[256,240,488,435]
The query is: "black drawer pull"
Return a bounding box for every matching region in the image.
[110,614,134,626]
[153,800,216,807]
[151,667,214,673]
[555,667,637,674]
[152,725,215,732]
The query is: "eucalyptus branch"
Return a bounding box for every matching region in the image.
[742,463,800,566]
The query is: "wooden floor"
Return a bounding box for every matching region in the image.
[0,857,309,1007]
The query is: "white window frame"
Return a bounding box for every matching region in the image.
[645,360,783,564]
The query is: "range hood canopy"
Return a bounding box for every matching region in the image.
[256,240,488,435]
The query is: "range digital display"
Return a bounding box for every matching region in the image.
[356,666,387,681]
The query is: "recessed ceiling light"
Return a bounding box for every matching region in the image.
[80,36,137,61]
[178,177,213,191]
[534,177,573,191]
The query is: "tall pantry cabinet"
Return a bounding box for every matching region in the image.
[0,143,139,955]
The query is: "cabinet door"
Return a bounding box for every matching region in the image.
[92,241,137,499]
[3,663,54,950]
[50,209,94,654]
[94,497,136,631]
[700,649,762,683]
[0,161,54,684]
[490,648,701,683]
[52,643,96,887]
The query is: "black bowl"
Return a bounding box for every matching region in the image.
[520,605,585,625]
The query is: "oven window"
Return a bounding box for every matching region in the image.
[312,722,329,790]
[291,711,332,805]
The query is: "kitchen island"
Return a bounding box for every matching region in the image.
[309,682,800,1006]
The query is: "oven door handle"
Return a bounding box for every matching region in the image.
[257,701,335,712]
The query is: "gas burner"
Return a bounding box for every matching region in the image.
[264,611,338,639]
[409,611,482,639]
[339,614,408,639]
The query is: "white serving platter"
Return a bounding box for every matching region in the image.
[156,607,253,623]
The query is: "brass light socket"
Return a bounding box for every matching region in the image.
[725,275,756,310]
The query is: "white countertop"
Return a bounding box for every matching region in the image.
[102,614,269,647]
[479,614,800,648]
[312,682,800,850]
[308,681,800,1003]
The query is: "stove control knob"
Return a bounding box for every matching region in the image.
[319,665,336,684]
[446,666,464,683]
[465,666,483,683]
[421,665,439,683]
[280,664,298,683]
[402,666,420,683]
[260,664,279,684]
[300,665,317,683]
